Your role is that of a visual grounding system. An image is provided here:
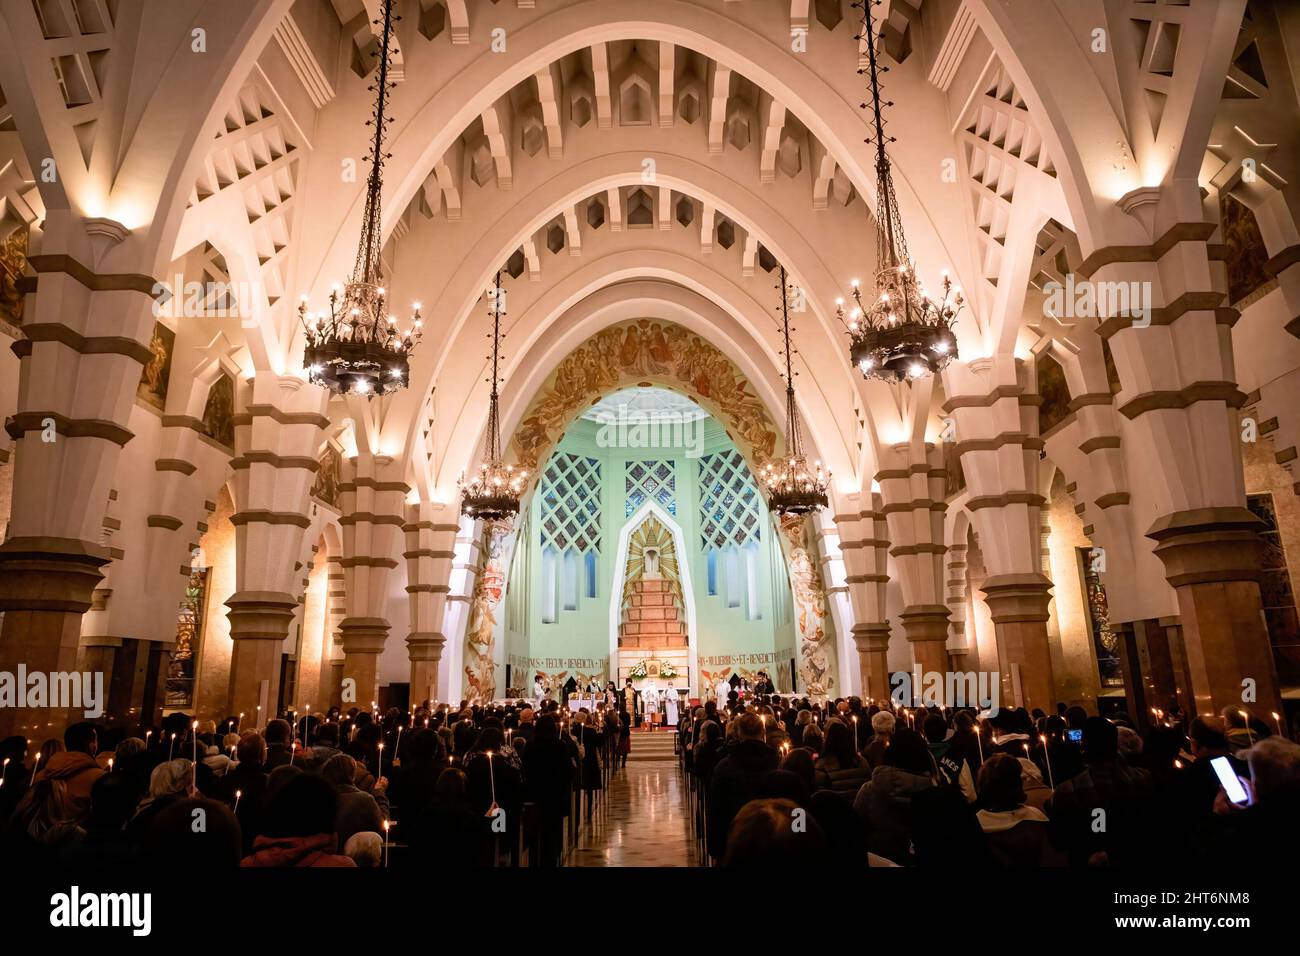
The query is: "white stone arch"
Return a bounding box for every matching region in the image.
[370,155,868,464]
[608,498,700,696]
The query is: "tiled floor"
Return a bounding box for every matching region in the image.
[571,743,697,867]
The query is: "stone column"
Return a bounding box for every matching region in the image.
[316,554,346,709]
[403,501,458,707]
[1085,178,1283,720]
[224,372,327,719]
[875,440,950,694]
[834,491,892,702]
[1147,508,1281,717]
[339,452,408,709]
[943,355,1057,713]
[0,218,157,737]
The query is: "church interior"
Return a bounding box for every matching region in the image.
[2,0,1300,904]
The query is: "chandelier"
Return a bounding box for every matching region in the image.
[761,265,830,516]
[459,270,527,521]
[837,0,962,383]
[299,0,421,397]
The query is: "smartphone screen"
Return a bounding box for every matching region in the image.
[1066,729,1083,743]
[1211,755,1250,805]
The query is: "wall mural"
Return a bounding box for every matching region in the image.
[511,319,778,475]
[0,227,28,331]
[463,520,511,701]
[1220,194,1272,306]
[778,513,834,697]
[137,322,175,410]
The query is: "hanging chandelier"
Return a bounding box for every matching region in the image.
[762,265,830,516]
[837,0,962,383]
[459,270,527,521]
[299,0,421,397]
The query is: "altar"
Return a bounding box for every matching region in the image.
[567,694,611,713]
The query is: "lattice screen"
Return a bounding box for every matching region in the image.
[697,451,762,550]
[625,459,677,517]
[539,453,602,553]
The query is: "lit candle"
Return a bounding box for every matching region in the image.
[30,750,42,787]
[852,715,859,751]
[974,721,985,765]
[1239,710,1255,746]
[168,732,177,762]
[395,725,403,761]
[107,757,114,773]
[234,789,242,814]
[1039,734,1055,790]
[192,720,199,768]
[1273,711,1285,739]
[376,741,385,781]
[382,819,390,868]
[145,730,153,749]
[486,750,497,814]
[289,740,296,766]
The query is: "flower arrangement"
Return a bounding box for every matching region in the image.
[660,662,677,679]
[628,660,649,680]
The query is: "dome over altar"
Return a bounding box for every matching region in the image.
[581,387,710,423]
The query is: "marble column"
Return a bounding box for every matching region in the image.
[338,452,408,708]
[943,355,1057,713]
[0,218,156,737]
[403,502,459,706]
[834,491,892,703]
[875,440,950,696]
[224,372,327,719]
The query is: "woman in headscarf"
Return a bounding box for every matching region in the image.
[126,758,195,845]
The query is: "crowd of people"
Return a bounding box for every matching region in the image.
[1,698,629,869]
[680,694,1300,868]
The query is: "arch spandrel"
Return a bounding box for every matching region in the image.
[507,318,779,482]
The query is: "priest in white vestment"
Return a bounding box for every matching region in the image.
[642,681,659,729]
[663,681,680,727]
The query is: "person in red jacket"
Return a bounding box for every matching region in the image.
[241,772,355,867]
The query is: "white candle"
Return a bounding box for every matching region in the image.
[192,720,199,768]
[29,751,42,787]
[1039,734,1055,790]
[377,741,384,781]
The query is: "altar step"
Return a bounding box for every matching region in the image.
[619,578,685,650]
[627,732,679,762]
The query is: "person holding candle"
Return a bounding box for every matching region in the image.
[974,753,1063,866]
[221,732,271,854]
[861,710,895,769]
[22,722,104,830]
[813,719,870,798]
[240,773,355,867]
[852,728,937,865]
[705,712,780,861]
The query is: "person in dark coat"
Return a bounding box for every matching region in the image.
[1046,716,1153,866]
[220,732,270,854]
[573,712,604,795]
[241,773,354,867]
[693,721,725,790]
[522,714,575,866]
[706,712,779,860]
[406,768,492,867]
[387,728,446,820]
[461,726,523,846]
[321,754,389,849]
[263,719,295,771]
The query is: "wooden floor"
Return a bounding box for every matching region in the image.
[571,732,697,867]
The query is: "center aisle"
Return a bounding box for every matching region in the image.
[571,730,698,867]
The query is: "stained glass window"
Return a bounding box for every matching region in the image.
[1078,547,1123,688]
[697,451,761,551]
[165,567,209,708]
[625,459,676,517]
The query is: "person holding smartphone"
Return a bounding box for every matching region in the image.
[1197,736,1300,865]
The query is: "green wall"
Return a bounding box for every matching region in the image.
[503,411,798,694]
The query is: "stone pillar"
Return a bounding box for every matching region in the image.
[1084,177,1283,721]
[834,491,892,703]
[403,501,458,706]
[945,541,974,672]
[943,355,1057,713]
[1147,508,1281,718]
[317,554,346,708]
[875,440,950,695]
[224,372,327,718]
[339,452,408,708]
[0,217,156,737]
